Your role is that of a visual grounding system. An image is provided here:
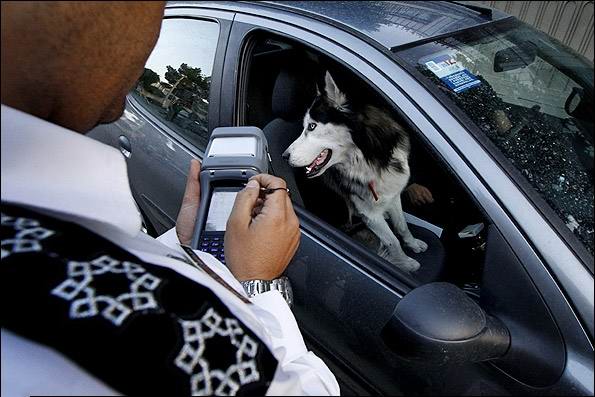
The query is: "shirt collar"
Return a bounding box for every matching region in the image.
[1,104,142,236]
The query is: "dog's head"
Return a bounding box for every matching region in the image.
[282,71,354,178]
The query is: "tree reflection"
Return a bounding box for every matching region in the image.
[134,63,211,142]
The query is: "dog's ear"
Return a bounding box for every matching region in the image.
[324,71,349,112]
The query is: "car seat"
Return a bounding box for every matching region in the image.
[261,58,318,207]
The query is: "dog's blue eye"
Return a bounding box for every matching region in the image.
[307,122,317,131]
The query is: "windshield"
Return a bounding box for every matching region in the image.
[397,18,594,256]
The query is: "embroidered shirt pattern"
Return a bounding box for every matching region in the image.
[2,204,277,394]
[175,307,261,396]
[1,213,55,259]
[51,255,162,326]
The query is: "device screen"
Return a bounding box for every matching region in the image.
[205,188,240,232]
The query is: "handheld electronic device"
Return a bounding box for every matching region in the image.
[190,126,270,262]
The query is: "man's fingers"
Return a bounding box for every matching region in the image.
[249,174,287,189]
[285,194,298,223]
[250,174,288,212]
[182,159,201,203]
[413,193,423,206]
[422,187,434,203]
[228,179,261,229]
[252,198,265,217]
[417,191,427,204]
[176,159,201,245]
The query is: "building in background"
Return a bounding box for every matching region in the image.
[465,1,594,61]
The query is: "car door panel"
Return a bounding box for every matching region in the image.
[294,208,516,395]
[88,92,195,235]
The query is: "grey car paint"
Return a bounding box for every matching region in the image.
[88,1,593,395]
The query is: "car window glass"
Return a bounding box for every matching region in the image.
[131,18,219,151]
[398,19,594,255]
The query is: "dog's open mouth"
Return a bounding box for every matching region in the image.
[305,149,332,178]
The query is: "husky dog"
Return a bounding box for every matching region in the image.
[283,71,428,272]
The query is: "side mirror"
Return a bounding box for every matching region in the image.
[382,282,510,364]
[493,41,537,72]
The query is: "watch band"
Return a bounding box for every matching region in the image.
[241,276,293,307]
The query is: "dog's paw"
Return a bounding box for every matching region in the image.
[378,246,421,272]
[394,256,421,272]
[404,238,428,253]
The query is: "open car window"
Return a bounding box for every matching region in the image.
[242,34,490,287]
[396,18,594,257]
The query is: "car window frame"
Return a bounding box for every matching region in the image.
[391,18,594,272]
[127,9,234,158]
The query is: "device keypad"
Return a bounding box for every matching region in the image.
[198,235,225,264]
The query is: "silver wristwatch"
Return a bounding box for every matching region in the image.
[241,276,293,307]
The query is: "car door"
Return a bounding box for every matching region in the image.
[218,9,488,396]
[88,7,234,236]
[212,3,593,396]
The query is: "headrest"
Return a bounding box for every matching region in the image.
[271,62,316,120]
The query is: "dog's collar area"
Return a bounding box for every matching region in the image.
[368,181,379,201]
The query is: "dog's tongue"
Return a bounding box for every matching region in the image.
[306,149,329,173]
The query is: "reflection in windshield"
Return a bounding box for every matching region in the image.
[398,19,594,255]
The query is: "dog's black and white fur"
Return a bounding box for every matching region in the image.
[283,71,427,272]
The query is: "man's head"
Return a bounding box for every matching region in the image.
[1,1,165,133]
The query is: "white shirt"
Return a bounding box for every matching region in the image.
[0,105,340,396]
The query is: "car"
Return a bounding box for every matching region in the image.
[88,1,594,395]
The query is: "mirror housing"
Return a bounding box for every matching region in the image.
[382,282,510,365]
[494,41,537,72]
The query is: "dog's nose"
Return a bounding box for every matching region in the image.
[282,150,290,160]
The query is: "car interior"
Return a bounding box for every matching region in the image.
[239,33,490,293]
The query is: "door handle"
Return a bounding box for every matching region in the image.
[118,135,132,158]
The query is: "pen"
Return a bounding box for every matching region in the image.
[243,183,291,198]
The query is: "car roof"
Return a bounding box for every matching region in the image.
[260,1,510,49]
